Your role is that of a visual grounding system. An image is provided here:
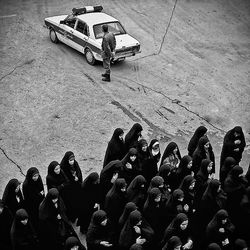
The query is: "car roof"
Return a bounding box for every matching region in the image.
[77,12,118,26]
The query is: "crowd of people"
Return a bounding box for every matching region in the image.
[0,123,249,250]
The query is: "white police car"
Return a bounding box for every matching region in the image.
[44,6,141,65]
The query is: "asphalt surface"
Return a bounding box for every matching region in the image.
[0,0,250,196]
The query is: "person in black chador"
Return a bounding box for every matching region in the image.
[119,210,154,250]
[194,159,214,208]
[2,178,25,215]
[23,167,45,231]
[220,126,246,168]
[46,161,69,193]
[86,210,114,250]
[148,176,170,204]
[207,243,222,250]
[39,188,75,250]
[176,155,193,188]
[164,189,185,227]
[188,126,207,157]
[179,175,196,218]
[192,135,215,176]
[10,208,38,250]
[160,142,181,168]
[193,179,227,249]
[60,151,83,222]
[238,186,250,245]
[161,213,193,250]
[206,209,235,250]
[219,157,236,188]
[100,160,123,207]
[162,235,182,250]
[158,163,172,193]
[120,148,140,186]
[142,139,161,185]
[103,128,126,168]
[223,165,247,226]
[136,139,150,175]
[124,123,143,152]
[64,236,86,250]
[119,202,138,232]
[127,175,147,212]
[77,172,100,234]
[0,199,13,250]
[143,187,164,244]
[104,178,127,240]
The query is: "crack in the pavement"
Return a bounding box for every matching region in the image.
[0,59,35,83]
[131,0,178,62]
[117,75,226,133]
[0,146,26,177]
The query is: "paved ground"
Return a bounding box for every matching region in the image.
[0,0,250,197]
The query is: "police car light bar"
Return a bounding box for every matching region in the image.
[72,6,103,15]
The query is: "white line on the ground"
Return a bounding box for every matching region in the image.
[0,14,17,19]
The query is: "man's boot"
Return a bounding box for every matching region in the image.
[101,73,109,77]
[102,74,110,82]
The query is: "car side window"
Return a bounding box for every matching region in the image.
[76,21,88,36]
[65,18,76,28]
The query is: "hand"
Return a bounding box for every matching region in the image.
[111,173,118,183]
[183,240,193,249]
[40,190,44,195]
[235,139,241,145]
[222,238,229,246]
[94,203,100,210]
[126,162,132,169]
[136,236,146,245]
[57,214,61,220]
[134,225,141,234]
[208,173,215,179]
[234,148,239,151]
[74,176,79,181]
[219,227,225,233]
[184,204,189,212]
[100,241,112,247]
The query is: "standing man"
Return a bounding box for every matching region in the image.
[101,24,116,82]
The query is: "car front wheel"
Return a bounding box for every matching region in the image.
[85,48,96,65]
[49,28,59,43]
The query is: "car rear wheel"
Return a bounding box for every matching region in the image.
[49,28,59,43]
[85,48,96,65]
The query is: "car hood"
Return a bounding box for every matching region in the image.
[96,34,139,49]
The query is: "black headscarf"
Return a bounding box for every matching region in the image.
[219,157,236,186]
[120,148,139,185]
[160,142,181,167]
[119,202,138,229]
[125,123,143,152]
[126,175,146,210]
[162,213,189,246]
[207,243,222,250]
[188,126,207,157]
[103,128,126,167]
[192,136,215,175]
[206,209,235,245]
[46,161,69,192]
[162,235,182,250]
[104,178,127,225]
[60,151,82,183]
[176,155,193,186]
[220,126,246,167]
[2,179,24,215]
[10,208,37,250]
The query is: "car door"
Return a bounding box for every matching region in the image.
[73,19,89,53]
[62,18,78,49]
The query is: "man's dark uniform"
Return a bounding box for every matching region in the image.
[101,29,116,82]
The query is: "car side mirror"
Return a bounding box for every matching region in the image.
[60,20,65,24]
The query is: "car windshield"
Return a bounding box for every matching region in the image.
[93,21,126,39]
